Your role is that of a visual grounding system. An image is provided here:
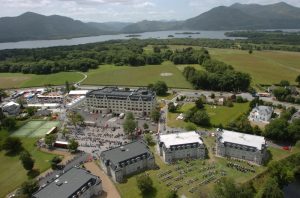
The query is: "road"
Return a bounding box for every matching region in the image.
[75,72,88,86]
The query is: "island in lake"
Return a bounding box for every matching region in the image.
[175,32,201,35]
[125,34,142,37]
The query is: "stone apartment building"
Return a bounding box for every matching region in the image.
[157,131,206,163]
[86,87,156,117]
[100,140,155,183]
[216,129,267,165]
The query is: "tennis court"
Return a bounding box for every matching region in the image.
[12,120,60,137]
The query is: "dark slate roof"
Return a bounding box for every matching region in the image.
[100,140,153,170]
[86,87,155,101]
[32,167,100,198]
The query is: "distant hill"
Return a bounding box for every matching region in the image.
[183,2,300,30]
[0,12,107,42]
[1,2,300,42]
[87,22,133,32]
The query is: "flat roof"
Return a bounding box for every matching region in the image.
[159,131,203,148]
[219,130,266,150]
[69,90,89,95]
[100,140,152,167]
[33,167,100,198]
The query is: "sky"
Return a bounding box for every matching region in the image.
[1,0,300,22]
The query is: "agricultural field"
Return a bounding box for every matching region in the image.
[0,72,83,89]
[82,62,193,88]
[12,120,60,137]
[0,136,56,198]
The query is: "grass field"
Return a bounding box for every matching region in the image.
[0,137,56,197]
[82,62,192,88]
[168,102,249,129]
[12,120,60,137]
[0,72,83,89]
[208,48,300,85]
[160,45,300,86]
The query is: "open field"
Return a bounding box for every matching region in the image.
[160,45,300,86]
[0,137,56,197]
[0,72,83,89]
[168,102,249,129]
[208,49,300,85]
[11,120,60,137]
[82,62,192,88]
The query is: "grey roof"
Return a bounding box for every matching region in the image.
[252,105,273,115]
[33,168,100,198]
[100,140,152,170]
[87,87,155,101]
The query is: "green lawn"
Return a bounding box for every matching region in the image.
[0,72,83,89]
[168,102,250,129]
[0,137,56,197]
[209,48,300,85]
[82,62,192,88]
[205,102,250,126]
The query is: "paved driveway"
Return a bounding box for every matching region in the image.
[84,162,121,198]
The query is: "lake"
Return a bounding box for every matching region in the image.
[283,178,300,198]
[0,30,241,50]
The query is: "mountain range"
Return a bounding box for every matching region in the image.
[1,2,300,42]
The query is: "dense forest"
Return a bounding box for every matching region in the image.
[183,60,251,92]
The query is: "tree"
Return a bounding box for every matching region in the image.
[195,98,204,109]
[264,119,288,141]
[65,81,70,93]
[51,156,62,170]
[168,102,177,113]
[256,178,284,198]
[190,110,210,127]
[45,134,57,148]
[19,150,34,171]
[144,134,154,146]
[287,119,300,142]
[143,123,149,130]
[167,191,178,198]
[268,161,295,187]
[26,107,36,116]
[213,178,254,198]
[185,123,197,131]
[1,117,16,130]
[136,174,153,194]
[151,108,160,123]
[279,80,290,87]
[123,113,137,137]
[21,180,39,196]
[2,137,22,154]
[153,81,168,96]
[68,112,84,128]
[296,74,300,86]
[68,138,79,152]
